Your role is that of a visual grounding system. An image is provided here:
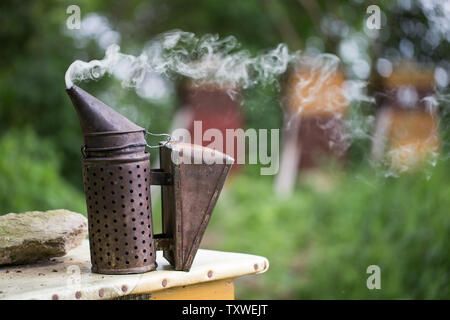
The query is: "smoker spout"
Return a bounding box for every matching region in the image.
[66,85,145,136]
[66,85,147,152]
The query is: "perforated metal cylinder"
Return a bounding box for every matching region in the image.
[82,155,156,274]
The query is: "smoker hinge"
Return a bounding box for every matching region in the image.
[154,233,173,251]
[150,169,173,185]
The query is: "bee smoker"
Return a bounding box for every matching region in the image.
[66,85,234,274]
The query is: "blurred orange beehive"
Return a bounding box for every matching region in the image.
[372,62,439,172]
[283,65,348,169]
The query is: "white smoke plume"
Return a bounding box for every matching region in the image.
[65,30,370,119]
[65,30,292,90]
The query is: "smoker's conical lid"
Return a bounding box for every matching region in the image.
[66,85,145,135]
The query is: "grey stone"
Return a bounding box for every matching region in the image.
[0,209,88,266]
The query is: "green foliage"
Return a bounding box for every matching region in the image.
[208,162,450,299]
[242,82,283,131]
[0,129,86,215]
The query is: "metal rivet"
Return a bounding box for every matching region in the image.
[75,291,82,299]
[98,289,104,297]
[207,270,213,278]
[52,294,59,300]
[162,279,167,287]
[121,285,128,293]
[254,263,259,271]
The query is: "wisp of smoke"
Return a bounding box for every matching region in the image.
[65,30,292,90]
[65,30,371,123]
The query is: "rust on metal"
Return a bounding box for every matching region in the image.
[150,169,173,185]
[153,234,173,251]
[67,85,234,274]
[157,142,234,271]
[67,85,156,275]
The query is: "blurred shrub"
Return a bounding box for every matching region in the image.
[208,163,450,299]
[0,129,86,215]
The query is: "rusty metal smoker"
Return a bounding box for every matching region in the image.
[66,85,234,274]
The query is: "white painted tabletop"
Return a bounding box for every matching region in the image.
[0,239,269,300]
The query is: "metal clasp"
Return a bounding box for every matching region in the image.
[144,131,172,149]
[80,145,87,158]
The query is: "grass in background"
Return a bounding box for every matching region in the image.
[206,161,450,299]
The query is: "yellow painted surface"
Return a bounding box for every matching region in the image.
[149,279,234,300]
